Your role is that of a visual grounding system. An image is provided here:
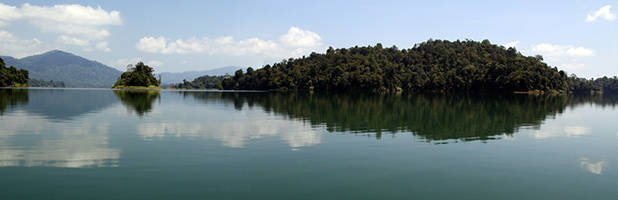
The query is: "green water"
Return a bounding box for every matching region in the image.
[1,88,617,199]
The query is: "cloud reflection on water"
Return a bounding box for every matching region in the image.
[137,118,322,148]
[0,111,120,168]
[532,126,591,139]
[580,157,607,175]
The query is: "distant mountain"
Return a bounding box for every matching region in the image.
[1,50,122,88]
[159,66,241,84]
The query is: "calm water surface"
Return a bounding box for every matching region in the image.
[0,88,617,199]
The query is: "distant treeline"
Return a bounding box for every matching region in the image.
[172,75,229,89]
[29,79,65,87]
[221,39,568,93]
[0,58,28,87]
[567,75,618,93]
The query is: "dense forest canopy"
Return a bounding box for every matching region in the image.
[172,75,229,89]
[567,74,618,93]
[0,58,29,87]
[221,39,570,93]
[113,62,160,88]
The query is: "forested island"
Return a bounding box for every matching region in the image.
[184,39,612,93]
[0,58,29,87]
[113,62,161,89]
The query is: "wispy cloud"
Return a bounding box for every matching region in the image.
[136,26,325,59]
[0,30,46,57]
[0,3,121,53]
[112,58,164,71]
[532,43,595,57]
[586,5,616,22]
[580,157,607,175]
[503,40,519,49]
[530,43,595,71]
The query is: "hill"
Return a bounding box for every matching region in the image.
[159,66,240,84]
[1,50,122,88]
[222,39,568,93]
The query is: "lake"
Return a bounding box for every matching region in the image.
[1,88,617,199]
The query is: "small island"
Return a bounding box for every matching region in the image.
[113,62,161,89]
[0,58,29,87]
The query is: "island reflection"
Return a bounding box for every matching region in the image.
[113,90,160,116]
[0,89,28,115]
[178,91,618,143]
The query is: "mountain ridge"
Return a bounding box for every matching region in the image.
[1,50,122,88]
[1,50,244,87]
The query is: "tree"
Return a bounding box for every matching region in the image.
[113,62,160,88]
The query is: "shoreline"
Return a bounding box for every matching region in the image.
[111,86,162,90]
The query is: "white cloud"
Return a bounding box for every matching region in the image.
[59,35,89,46]
[0,30,46,57]
[586,5,616,22]
[532,43,595,57]
[503,40,519,49]
[136,26,324,59]
[279,26,322,47]
[148,60,163,67]
[0,3,121,53]
[566,47,594,57]
[530,43,595,71]
[0,4,21,25]
[113,58,164,70]
[562,64,585,71]
[19,3,121,39]
[136,36,168,53]
[95,41,111,52]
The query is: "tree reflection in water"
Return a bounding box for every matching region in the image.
[114,90,160,116]
[179,91,618,143]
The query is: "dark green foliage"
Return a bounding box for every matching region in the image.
[28,79,65,87]
[222,39,569,93]
[173,75,229,89]
[0,58,29,87]
[1,50,122,88]
[113,62,160,87]
[159,66,240,84]
[113,90,160,116]
[567,74,618,93]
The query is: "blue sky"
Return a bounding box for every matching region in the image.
[0,0,616,77]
